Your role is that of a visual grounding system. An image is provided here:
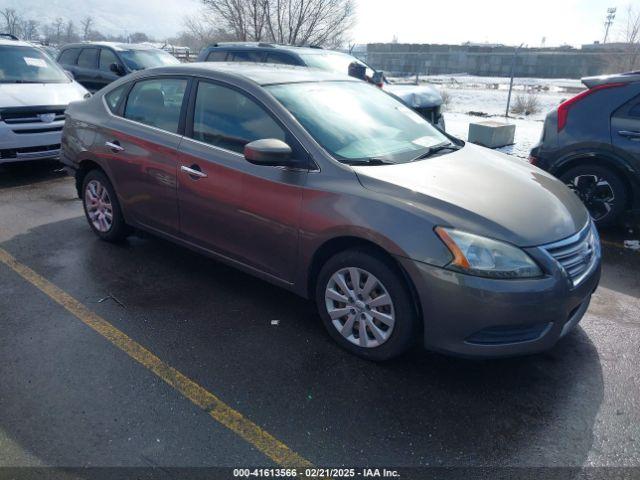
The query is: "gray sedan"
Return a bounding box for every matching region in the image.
[60,63,601,360]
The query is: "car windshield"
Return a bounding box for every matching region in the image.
[0,46,70,84]
[267,81,450,164]
[298,51,375,78]
[118,49,180,71]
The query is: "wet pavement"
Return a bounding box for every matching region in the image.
[0,162,639,475]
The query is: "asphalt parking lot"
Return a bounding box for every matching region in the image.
[0,161,639,477]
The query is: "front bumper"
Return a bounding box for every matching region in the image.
[0,121,64,164]
[398,243,601,358]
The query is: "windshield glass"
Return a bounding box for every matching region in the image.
[298,52,375,78]
[119,49,180,71]
[267,81,449,164]
[0,46,70,84]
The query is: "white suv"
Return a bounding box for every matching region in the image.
[0,35,88,164]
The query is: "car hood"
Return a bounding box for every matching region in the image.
[353,143,589,247]
[384,83,443,108]
[0,81,88,108]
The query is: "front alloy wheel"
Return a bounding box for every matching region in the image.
[316,248,418,361]
[325,267,395,349]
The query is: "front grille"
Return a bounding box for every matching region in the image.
[0,106,66,125]
[12,126,63,134]
[541,222,599,286]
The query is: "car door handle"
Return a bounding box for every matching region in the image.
[181,165,208,179]
[618,130,640,140]
[105,141,124,152]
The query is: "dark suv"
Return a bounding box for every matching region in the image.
[197,43,445,129]
[530,72,640,226]
[57,42,180,93]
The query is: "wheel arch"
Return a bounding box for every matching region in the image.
[552,152,637,208]
[306,236,423,327]
[75,159,106,198]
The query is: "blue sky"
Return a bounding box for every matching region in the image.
[6,0,630,47]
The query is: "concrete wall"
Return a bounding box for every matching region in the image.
[365,43,623,79]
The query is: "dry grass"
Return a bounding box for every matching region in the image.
[511,93,541,116]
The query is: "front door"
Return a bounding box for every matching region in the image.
[177,80,307,282]
[97,77,189,236]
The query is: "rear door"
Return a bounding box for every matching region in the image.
[611,91,640,175]
[177,79,307,282]
[98,77,190,236]
[57,48,80,77]
[75,48,100,92]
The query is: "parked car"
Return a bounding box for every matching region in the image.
[197,43,446,129]
[57,42,180,93]
[61,63,600,360]
[530,72,640,226]
[0,35,88,164]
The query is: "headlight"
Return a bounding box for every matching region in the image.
[435,227,542,279]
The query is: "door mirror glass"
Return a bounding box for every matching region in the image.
[244,139,292,166]
[372,70,385,86]
[110,63,125,76]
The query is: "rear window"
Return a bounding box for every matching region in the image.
[58,48,80,65]
[77,48,99,69]
[228,51,264,62]
[124,78,188,133]
[206,51,227,62]
[265,52,297,65]
[105,85,127,113]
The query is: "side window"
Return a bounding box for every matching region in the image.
[77,48,99,69]
[229,51,264,62]
[58,48,79,65]
[124,78,188,133]
[191,81,285,154]
[99,49,120,71]
[265,53,297,65]
[206,51,227,62]
[105,85,127,113]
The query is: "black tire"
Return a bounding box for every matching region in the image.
[559,164,628,227]
[315,248,419,361]
[81,169,130,242]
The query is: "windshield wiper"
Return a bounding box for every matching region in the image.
[1,80,44,84]
[410,142,461,162]
[345,157,396,166]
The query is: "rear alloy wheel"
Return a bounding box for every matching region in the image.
[316,248,418,361]
[560,165,628,227]
[82,170,130,242]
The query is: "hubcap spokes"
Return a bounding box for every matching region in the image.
[85,180,113,233]
[567,174,615,221]
[325,267,395,348]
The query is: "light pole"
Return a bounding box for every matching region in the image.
[505,43,524,118]
[604,7,617,44]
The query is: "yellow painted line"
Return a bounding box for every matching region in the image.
[0,247,313,469]
[600,239,627,249]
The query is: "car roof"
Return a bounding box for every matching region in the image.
[61,42,160,52]
[0,38,37,48]
[204,42,340,56]
[144,62,359,86]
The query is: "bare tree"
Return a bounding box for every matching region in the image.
[81,16,94,40]
[52,17,65,45]
[20,19,39,40]
[181,12,233,50]
[607,5,640,72]
[200,0,355,48]
[1,8,21,36]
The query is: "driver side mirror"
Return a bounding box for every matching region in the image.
[244,139,293,167]
[372,70,385,87]
[109,63,125,76]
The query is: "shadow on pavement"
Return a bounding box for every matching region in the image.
[0,161,66,189]
[0,217,606,468]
